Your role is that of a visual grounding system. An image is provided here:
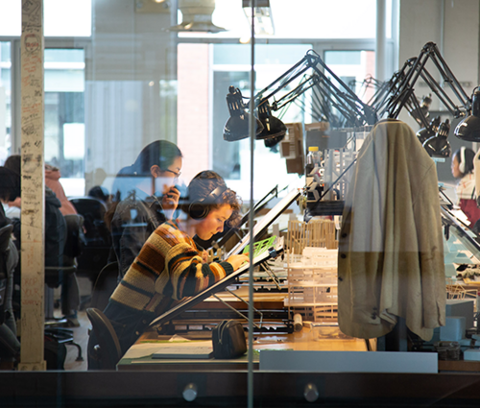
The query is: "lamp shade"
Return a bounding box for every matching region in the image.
[255,100,287,141]
[264,133,284,148]
[422,119,451,158]
[454,88,480,142]
[416,116,440,144]
[223,86,263,141]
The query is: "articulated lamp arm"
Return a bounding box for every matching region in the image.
[223,49,378,143]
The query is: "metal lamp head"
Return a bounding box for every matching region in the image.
[255,100,287,141]
[416,116,441,144]
[423,119,451,158]
[223,86,263,141]
[454,88,480,142]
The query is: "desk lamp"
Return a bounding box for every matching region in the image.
[223,86,263,141]
[381,42,474,144]
[255,99,287,141]
[455,88,480,142]
[423,119,451,158]
[417,116,441,144]
[223,50,377,143]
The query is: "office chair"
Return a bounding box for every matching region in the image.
[89,262,119,312]
[86,307,122,370]
[45,213,85,362]
[0,224,14,326]
[69,197,111,283]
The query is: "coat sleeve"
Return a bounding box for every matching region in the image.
[153,242,234,300]
[413,163,446,333]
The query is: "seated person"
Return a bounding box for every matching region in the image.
[451,147,480,230]
[108,140,183,280]
[0,167,76,324]
[87,171,249,366]
[4,155,78,216]
[88,186,110,207]
[0,203,20,369]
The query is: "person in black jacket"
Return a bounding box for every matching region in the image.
[0,201,20,369]
[0,166,70,323]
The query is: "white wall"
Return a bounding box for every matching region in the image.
[84,0,177,191]
[398,0,479,120]
[398,0,479,181]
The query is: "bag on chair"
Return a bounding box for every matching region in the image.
[212,320,246,359]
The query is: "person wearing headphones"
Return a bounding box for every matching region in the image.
[87,171,249,366]
[451,146,480,229]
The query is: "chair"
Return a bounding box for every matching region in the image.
[45,213,85,362]
[90,262,119,312]
[0,224,14,326]
[86,307,122,369]
[69,197,112,283]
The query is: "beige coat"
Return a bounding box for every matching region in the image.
[338,119,446,341]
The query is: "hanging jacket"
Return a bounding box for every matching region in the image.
[337,119,446,341]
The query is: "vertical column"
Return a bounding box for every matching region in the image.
[18,0,46,371]
[375,0,386,81]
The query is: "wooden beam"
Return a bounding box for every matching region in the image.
[18,0,46,371]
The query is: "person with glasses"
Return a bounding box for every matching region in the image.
[108,140,183,279]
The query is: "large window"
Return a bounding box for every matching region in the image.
[44,48,86,195]
[0,0,92,37]
[0,41,12,163]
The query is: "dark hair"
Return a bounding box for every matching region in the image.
[453,147,475,175]
[0,167,20,202]
[88,186,109,203]
[4,155,21,176]
[184,170,242,227]
[132,140,182,176]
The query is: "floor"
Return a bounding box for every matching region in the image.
[63,309,90,371]
[48,275,91,371]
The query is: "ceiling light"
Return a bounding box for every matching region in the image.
[242,0,274,36]
[170,0,226,33]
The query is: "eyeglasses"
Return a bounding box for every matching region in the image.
[162,168,181,178]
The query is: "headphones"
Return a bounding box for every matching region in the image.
[459,146,466,174]
[188,185,228,220]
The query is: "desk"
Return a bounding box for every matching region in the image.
[438,359,480,372]
[117,325,368,371]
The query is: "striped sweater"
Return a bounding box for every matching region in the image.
[110,220,234,315]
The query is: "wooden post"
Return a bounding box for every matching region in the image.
[18,0,46,371]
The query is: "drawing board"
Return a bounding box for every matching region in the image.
[148,237,284,328]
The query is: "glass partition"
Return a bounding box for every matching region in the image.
[5,0,480,406]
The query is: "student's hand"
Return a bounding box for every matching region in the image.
[161,185,180,211]
[202,250,209,263]
[226,253,250,271]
